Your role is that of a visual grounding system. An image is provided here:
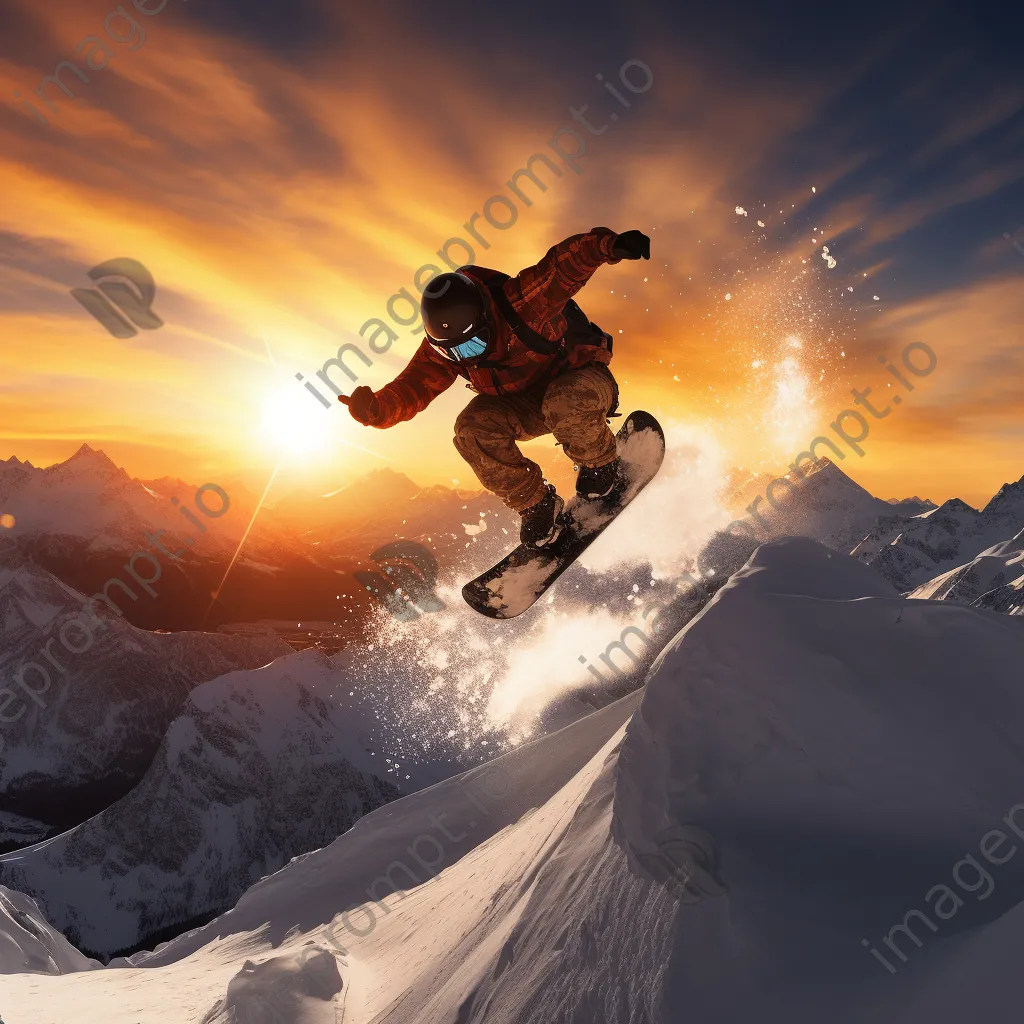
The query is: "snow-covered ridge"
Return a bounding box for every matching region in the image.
[4,538,1024,1022]
[1,648,401,959]
[0,557,291,836]
[908,525,1024,613]
[0,885,101,976]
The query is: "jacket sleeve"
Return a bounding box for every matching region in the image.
[371,340,460,428]
[511,227,622,321]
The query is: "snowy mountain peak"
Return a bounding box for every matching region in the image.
[931,495,979,517]
[981,477,1024,519]
[0,459,35,504]
[50,444,126,482]
[783,457,876,502]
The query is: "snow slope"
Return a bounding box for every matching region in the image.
[0,689,643,1022]
[3,537,1024,1023]
[613,537,1024,1021]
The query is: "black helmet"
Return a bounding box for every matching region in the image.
[421,272,492,363]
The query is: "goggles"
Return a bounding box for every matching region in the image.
[428,323,492,364]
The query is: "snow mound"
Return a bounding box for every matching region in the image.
[613,536,1024,1021]
[0,886,100,975]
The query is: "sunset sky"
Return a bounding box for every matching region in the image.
[1,0,1021,509]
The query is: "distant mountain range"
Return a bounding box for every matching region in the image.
[736,456,1024,611]
[0,447,513,635]
[855,475,1024,594]
[2,444,1021,643]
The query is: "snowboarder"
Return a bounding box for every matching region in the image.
[338,227,651,548]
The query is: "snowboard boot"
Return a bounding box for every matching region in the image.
[575,457,621,501]
[519,483,565,548]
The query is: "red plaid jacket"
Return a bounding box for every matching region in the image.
[367,227,623,427]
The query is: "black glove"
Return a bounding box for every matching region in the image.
[612,229,651,260]
[338,385,382,425]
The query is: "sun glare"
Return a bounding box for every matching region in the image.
[259,380,332,459]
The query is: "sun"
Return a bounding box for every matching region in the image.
[259,379,333,460]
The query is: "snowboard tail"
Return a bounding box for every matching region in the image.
[462,411,666,619]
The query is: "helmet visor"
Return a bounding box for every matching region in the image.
[428,323,492,363]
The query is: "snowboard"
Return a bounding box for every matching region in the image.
[462,410,666,619]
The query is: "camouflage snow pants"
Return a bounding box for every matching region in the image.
[453,362,619,512]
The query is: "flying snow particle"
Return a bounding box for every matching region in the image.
[725,293,732,301]
[847,286,854,292]
[873,295,880,301]
[757,220,765,227]
[811,186,817,193]
[673,374,680,381]
[821,246,837,269]
[451,478,460,485]
[0,513,14,529]
[735,206,748,216]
